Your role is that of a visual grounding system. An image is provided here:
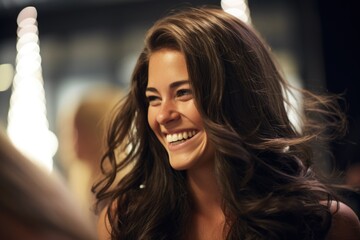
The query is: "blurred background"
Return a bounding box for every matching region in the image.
[0,0,359,220]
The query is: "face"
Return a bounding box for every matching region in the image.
[146,49,214,171]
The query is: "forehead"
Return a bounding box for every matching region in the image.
[148,49,186,70]
[147,49,189,87]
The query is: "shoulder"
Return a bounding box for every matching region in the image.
[97,206,112,240]
[326,201,360,240]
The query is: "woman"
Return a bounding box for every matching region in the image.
[94,7,360,239]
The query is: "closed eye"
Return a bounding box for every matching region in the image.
[146,95,161,106]
[176,89,192,100]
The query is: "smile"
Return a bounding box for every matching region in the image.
[166,130,197,144]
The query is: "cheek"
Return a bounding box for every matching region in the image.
[147,109,155,129]
[193,113,203,127]
[147,108,159,134]
[188,106,204,128]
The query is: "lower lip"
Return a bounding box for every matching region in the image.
[167,132,199,151]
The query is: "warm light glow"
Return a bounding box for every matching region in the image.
[276,51,304,133]
[7,6,58,172]
[221,2,303,132]
[17,25,38,38]
[221,0,252,24]
[16,32,39,50]
[16,6,37,25]
[18,17,37,28]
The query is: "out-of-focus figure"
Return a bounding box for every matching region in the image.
[0,127,96,240]
[57,84,124,227]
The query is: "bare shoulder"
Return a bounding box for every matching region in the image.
[326,201,360,240]
[97,206,112,240]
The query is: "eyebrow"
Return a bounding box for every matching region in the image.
[146,80,190,93]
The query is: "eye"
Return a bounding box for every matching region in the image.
[176,89,192,100]
[146,95,161,106]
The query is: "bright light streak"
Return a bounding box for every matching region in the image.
[221,2,304,133]
[17,25,38,38]
[221,0,252,24]
[7,6,58,172]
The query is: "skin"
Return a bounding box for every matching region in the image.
[97,208,111,240]
[146,49,224,239]
[97,49,360,240]
[146,48,214,171]
[325,202,360,240]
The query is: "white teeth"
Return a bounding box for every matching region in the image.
[166,131,197,143]
[177,133,183,141]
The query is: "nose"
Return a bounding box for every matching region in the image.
[156,100,180,125]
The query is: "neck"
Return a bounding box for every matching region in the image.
[186,163,223,216]
[185,164,227,240]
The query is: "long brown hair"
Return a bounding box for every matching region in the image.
[93,7,346,239]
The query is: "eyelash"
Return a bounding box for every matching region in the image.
[176,89,192,97]
[146,95,159,103]
[146,89,192,105]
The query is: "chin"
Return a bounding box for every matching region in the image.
[168,156,196,171]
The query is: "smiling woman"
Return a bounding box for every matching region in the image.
[146,49,212,171]
[92,7,360,240]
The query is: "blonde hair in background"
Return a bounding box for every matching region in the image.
[56,84,126,227]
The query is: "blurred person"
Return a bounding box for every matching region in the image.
[0,127,96,240]
[93,7,360,240]
[57,85,125,227]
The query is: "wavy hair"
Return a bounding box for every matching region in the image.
[93,7,347,240]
